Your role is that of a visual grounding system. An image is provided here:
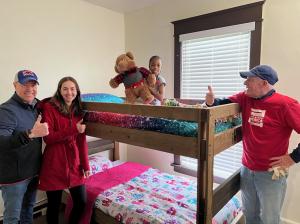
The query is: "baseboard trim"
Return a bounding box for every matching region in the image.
[0,199,47,223]
[281,217,300,224]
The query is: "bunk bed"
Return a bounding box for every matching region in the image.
[79,100,242,224]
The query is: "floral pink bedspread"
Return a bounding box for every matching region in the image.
[94,167,241,224]
[65,162,150,224]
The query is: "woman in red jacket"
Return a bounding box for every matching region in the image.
[39,76,90,224]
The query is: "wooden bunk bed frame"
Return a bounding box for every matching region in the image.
[81,101,242,224]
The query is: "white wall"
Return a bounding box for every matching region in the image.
[262,1,300,223]
[124,0,300,223]
[0,0,126,217]
[0,0,126,101]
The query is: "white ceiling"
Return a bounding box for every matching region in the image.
[84,0,162,13]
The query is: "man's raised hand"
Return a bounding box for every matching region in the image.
[29,115,49,138]
[205,85,215,106]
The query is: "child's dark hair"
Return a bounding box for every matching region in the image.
[149,55,161,68]
[51,76,83,116]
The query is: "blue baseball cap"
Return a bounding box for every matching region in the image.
[14,70,39,85]
[240,65,278,85]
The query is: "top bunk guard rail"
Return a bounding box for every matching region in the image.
[84,101,200,121]
[83,101,240,122]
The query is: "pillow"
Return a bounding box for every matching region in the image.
[88,154,113,175]
[81,93,124,104]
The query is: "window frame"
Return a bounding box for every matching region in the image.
[171,1,264,177]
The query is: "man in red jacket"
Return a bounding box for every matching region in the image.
[205,65,300,224]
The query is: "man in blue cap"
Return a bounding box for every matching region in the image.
[205,65,300,224]
[0,70,49,224]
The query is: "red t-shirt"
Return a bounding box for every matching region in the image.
[229,92,300,171]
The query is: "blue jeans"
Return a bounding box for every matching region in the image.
[1,177,38,224]
[241,166,287,224]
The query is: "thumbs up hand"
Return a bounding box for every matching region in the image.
[28,115,49,138]
[76,119,86,134]
[205,85,215,106]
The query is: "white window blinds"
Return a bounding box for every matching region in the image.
[180,31,251,99]
[179,24,253,178]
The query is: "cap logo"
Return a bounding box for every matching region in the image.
[22,70,35,77]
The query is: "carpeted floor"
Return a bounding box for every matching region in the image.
[33,206,66,224]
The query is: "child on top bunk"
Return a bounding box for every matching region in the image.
[147,55,166,105]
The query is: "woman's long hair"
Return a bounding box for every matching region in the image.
[51,76,83,116]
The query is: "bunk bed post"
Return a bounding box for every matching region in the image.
[113,141,120,161]
[197,113,206,224]
[205,108,216,223]
[197,108,215,224]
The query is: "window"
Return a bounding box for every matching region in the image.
[172,1,264,178]
[180,24,253,99]
[180,26,252,178]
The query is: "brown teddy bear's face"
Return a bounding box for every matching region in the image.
[115,54,136,73]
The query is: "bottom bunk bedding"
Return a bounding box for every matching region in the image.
[66,155,242,224]
[94,165,241,224]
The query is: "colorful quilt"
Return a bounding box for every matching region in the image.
[82,93,241,137]
[86,111,198,137]
[94,167,241,224]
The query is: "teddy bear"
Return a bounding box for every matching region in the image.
[109,52,155,104]
[145,73,157,93]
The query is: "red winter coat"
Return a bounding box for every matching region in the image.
[38,99,89,191]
